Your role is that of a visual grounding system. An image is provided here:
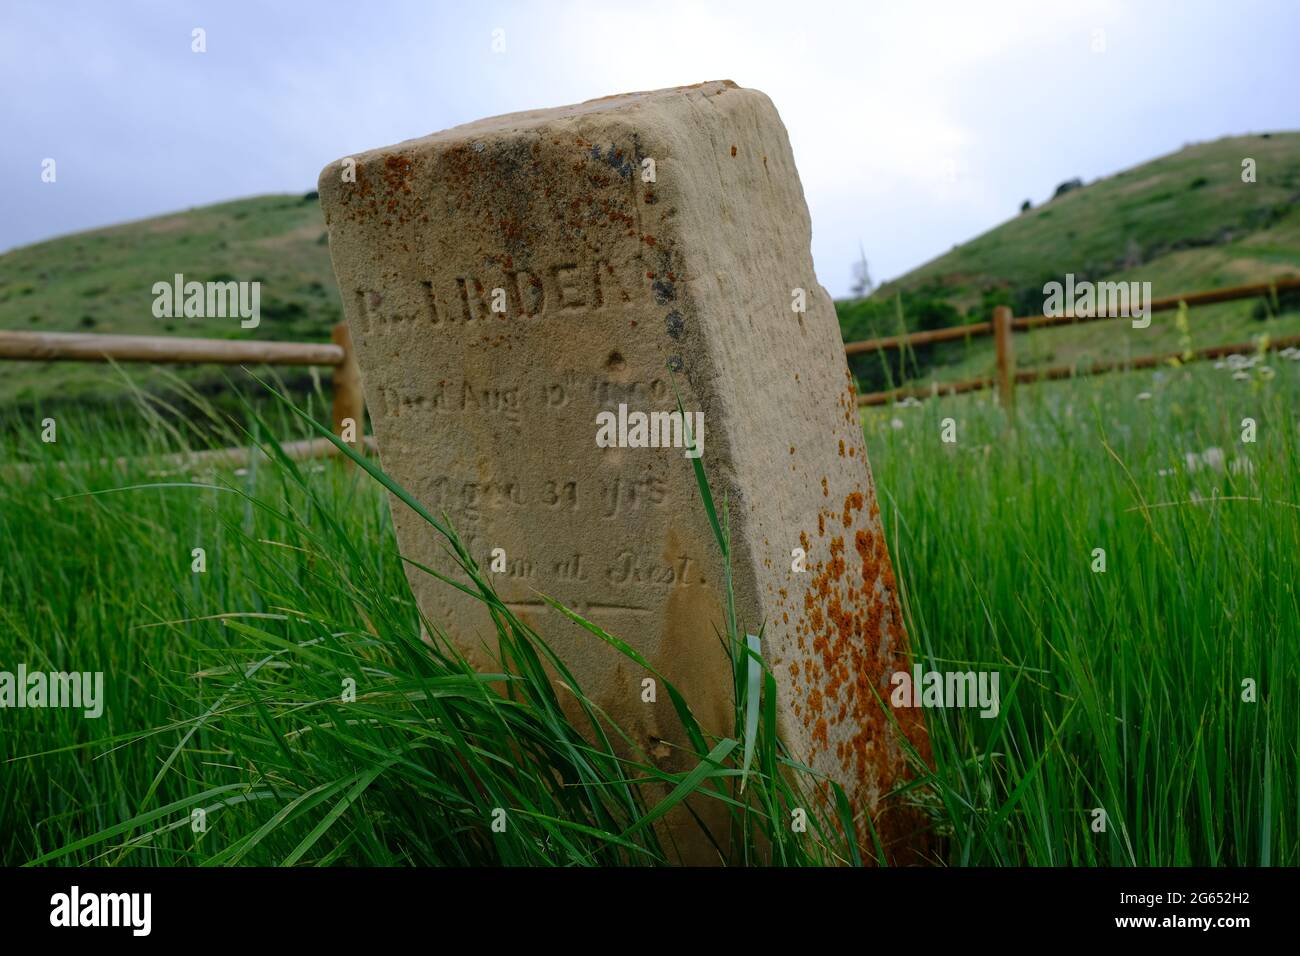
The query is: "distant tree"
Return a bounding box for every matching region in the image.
[1052,177,1083,200]
[1020,199,1032,213]
[849,244,874,298]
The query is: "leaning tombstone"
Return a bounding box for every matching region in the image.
[318,80,930,863]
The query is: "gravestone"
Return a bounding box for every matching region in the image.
[318,80,930,862]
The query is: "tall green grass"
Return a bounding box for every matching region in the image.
[868,353,1300,865]
[2,352,1297,866]
[0,373,854,866]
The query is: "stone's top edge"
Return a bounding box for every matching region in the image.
[320,80,743,176]
[441,79,740,136]
[560,78,739,113]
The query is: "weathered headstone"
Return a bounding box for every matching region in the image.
[318,81,929,862]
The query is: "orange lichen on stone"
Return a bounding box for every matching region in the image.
[382,154,414,192]
[788,486,931,861]
[843,490,864,528]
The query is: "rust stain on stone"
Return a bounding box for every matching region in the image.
[788,486,932,861]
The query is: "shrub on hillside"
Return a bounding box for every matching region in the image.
[1052,177,1083,199]
[838,285,973,393]
[1251,286,1300,320]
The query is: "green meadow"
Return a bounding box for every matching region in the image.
[2,345,1295,866]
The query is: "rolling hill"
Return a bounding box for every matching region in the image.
[2,131,1298,411]
[839,131,1300,391]
[0,193,344,411]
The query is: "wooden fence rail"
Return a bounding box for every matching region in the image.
[0,330,344,366]
[848,277,1300,408]
[0,321,366,454]
[4,278,1297,427]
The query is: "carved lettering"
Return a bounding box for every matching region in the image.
[605,552,704,587]
[601,476,668,518]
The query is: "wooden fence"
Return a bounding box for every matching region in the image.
[846,277,1300,408]
[4,277,1298,436]
[0,321,366,460]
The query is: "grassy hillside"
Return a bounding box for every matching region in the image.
[0,194,341,411]
[3,131,1298,411]
[840,132,1300,392]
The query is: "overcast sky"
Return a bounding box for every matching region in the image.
[3,0,1298,295]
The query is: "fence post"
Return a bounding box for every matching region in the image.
[330,322,365,449]
[993,305,1015,414]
